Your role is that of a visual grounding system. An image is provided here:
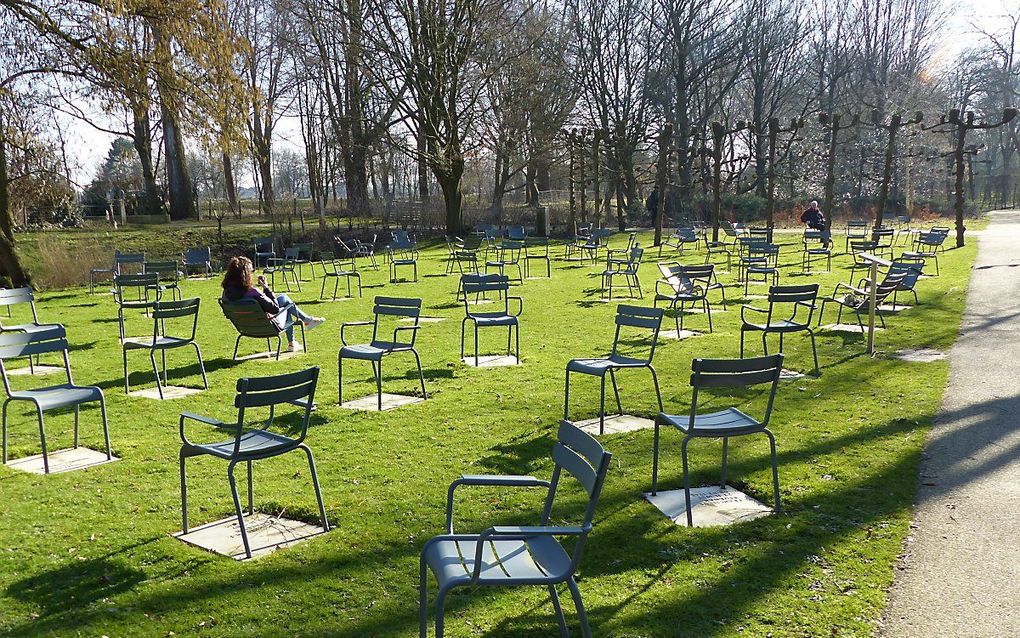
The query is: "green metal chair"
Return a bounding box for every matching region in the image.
[524,236,551,278]
[253,236,276,267]
[182,246,212,277]
[179,367,328,559]
[291,243,314,281]
[220,298,306,360]
[339,297,427,410]
[740,284,820,374]
[601,246,644,299]
[0,287,60,334]
[817,270,907,330]
[654,263,715,333]
[144,260,182,301]
[265,250,301,292]
[460,274,522,366]
[845,219,869,251]
[801,229,831,272]
[485,240,524,284]
[0,327,111,474]
[420,420,612,638]
[90,251,145,295]
[564,305,664,435]
[318,252,362,300]
[114,273,161,342]
[123,298,208,399]
[651,354,784,526]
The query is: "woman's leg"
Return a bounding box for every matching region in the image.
[277,293,313,323]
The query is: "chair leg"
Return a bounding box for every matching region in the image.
[549,584,570,638]
[149,350,164,400]
[566,577,592,638]
[180,451,189,533]
[375,360,383,411]
[123,348,130,394]
[765,428,781,512]
[563,369,571,421]
[73,405,79,448]
[808,329,819,374]
[301,444,329,531]
[474,325,479,367]
[233,335,242,361]
[420,550,430,638]
[682,436,693,527]
[598,375,607,435]
[651,420,661,495]
[193,343,209,389]
[227,460,252,559]
[246,460,254,514]
[608,369,623,415]
[648,365,663,412]
[434,588,449,638]
[36,405,49,474]
[412,349,428,399]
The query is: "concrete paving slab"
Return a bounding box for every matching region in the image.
[7,364,64,376]
[893,348,947,363]
[340,393,424,411]
[174,513,326,560]
[236,349,302,362]
[128,386,204,400]
[818,323,884,334]
[659,329,699,340]
[574,414,654,435]
[780,368,807,380]
[644,485,772,527]
[882,210,1020,638]
[5,447,117,474]
[461,355,519,367]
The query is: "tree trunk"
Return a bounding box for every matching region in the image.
[223,152,239,216]
[0,124,32,287]
[653,125,672,246]
[161,102,195,220]
[131,107,161,214]
[711,122,724,243]
[875,117,899,229]
[953,124,967,248]
[436,160,465,235]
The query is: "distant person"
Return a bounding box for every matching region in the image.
[221,256,324,352]
[800,200,831,248]
[646,186,659,219]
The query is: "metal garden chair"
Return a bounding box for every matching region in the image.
[0,287,60,335]
[659,227,699,257]
[90,251,145,295]
[420,420,611,638]
[740,284,820,373]
[264,251,301,292]
[0,327,111,474]
[291,243,315,281]
[318,252,361,300]
[444,237,464,274]
[506,225,527,241]
[114,273,161,342]
[564,223,592,261]
[178,367,328,559]
[888,258,925,306]
[748,226,773,243]
[524,236,551,278]
[183,247,212,277]
[387,230,419,264]
[389,246,419,283]
[485,240,524,284]
[460,274,522,366]
[654,263,716,334]
[220,298,306,360]
[801,229,831,272]
[606,232,637,267]
[338,297,427,410]
[601,246,644,299]
[845,219,869,251]
[144,260,182,301]
[454,249,481,301]
[902,229,947,275]
[871,226,895,259]
[581,228,613,264]
[817,270,907,330]
[847,239,879,283]
[651,354,783,526]
[123,298,208,399]
[253,236,276,267]
[740,242,780,294]
[564,305,664,435]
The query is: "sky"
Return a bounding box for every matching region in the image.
[61,0,1019,188]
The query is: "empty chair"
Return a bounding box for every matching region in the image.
[339,297,427,410]
[888,258,925,306]
[506,225,527,241]
[90,251,145,295]
[817,270,908,330]
[606,232,637,268]
[291,243,314,280]
[564,305,664,435]
[252,236,275,267]
[523,236,551,278]
[178,367,328,559]
[740,284,820,374]
[144,260,182,301]
[740,243,780,294]
[847,239,879,283]
[580,228,613,264]
[485,240,524,284]
[0,287,60,335]
[420,420,611,638]
[602,246,644,299]
[319,252,362,300]
[902,229,947,275]
[182,246,212,277]
[0,327,111,474]
[387,230,419,263]
[563,223,592,261]
[264,250,301,292]
[113,273,161,342]
[651,354,784,526]
[748,226,773,243]
[871,226,895,259]
[845,219,869,251]
[339,234,379,270]
[389,245,419,283]
[454,249,481,301]
[801,229,831,272]
[123,298,208,399]
[659,227,699,257]
[220,298,306,360]
[654,263,715,334]
[460,274,522,366]
[443,236,464,274]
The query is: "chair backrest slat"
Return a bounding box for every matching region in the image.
[768,284,818,304]
[461,273,509,295]
[220,299,281,337]
[0,326,68,360]
[374,296,421,318]
[552,442,598,496]
[615,304,663,330]
[153,298,200,319]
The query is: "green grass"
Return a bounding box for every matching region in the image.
[0,229,975,637]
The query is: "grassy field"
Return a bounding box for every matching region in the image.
[0,228,975,637]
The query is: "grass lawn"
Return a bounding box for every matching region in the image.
[0,227,975,637]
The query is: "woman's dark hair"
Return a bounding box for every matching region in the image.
[222,256,254,290]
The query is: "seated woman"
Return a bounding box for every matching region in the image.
[221,256,325,352]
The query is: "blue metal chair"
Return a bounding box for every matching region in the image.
[659,227,699,257]
[801,229,831,272]
[114,273,161,342]
[339,297,427,409]
[506,225,527,241]
[318,252,362,300]
[652,354,783,526]
[485,240,524,284]
[564,305,664,435]
[460,274,522,366]
[845,219,869,251]
[654,263,715,333]
[0,327,110,474]
[740,284,820,373]
[0,287,60,335]
[888,258,925,306]
[178,367,328,559]
[902,228,947,275]
[817,270,907,330]
[253,236,276,267]
[90,251,146,295]
[602,246,644,299]
[740,242,780,293]
[183,246,212,277]
[524,236,551,278]
[420,420,611,638]
[123,298,208,399]
[220,298,306,360]
[143,260,182,301]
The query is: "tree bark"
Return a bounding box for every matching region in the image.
[0,121,32,287]
[223,152,239,216]
[160,102,195,220]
